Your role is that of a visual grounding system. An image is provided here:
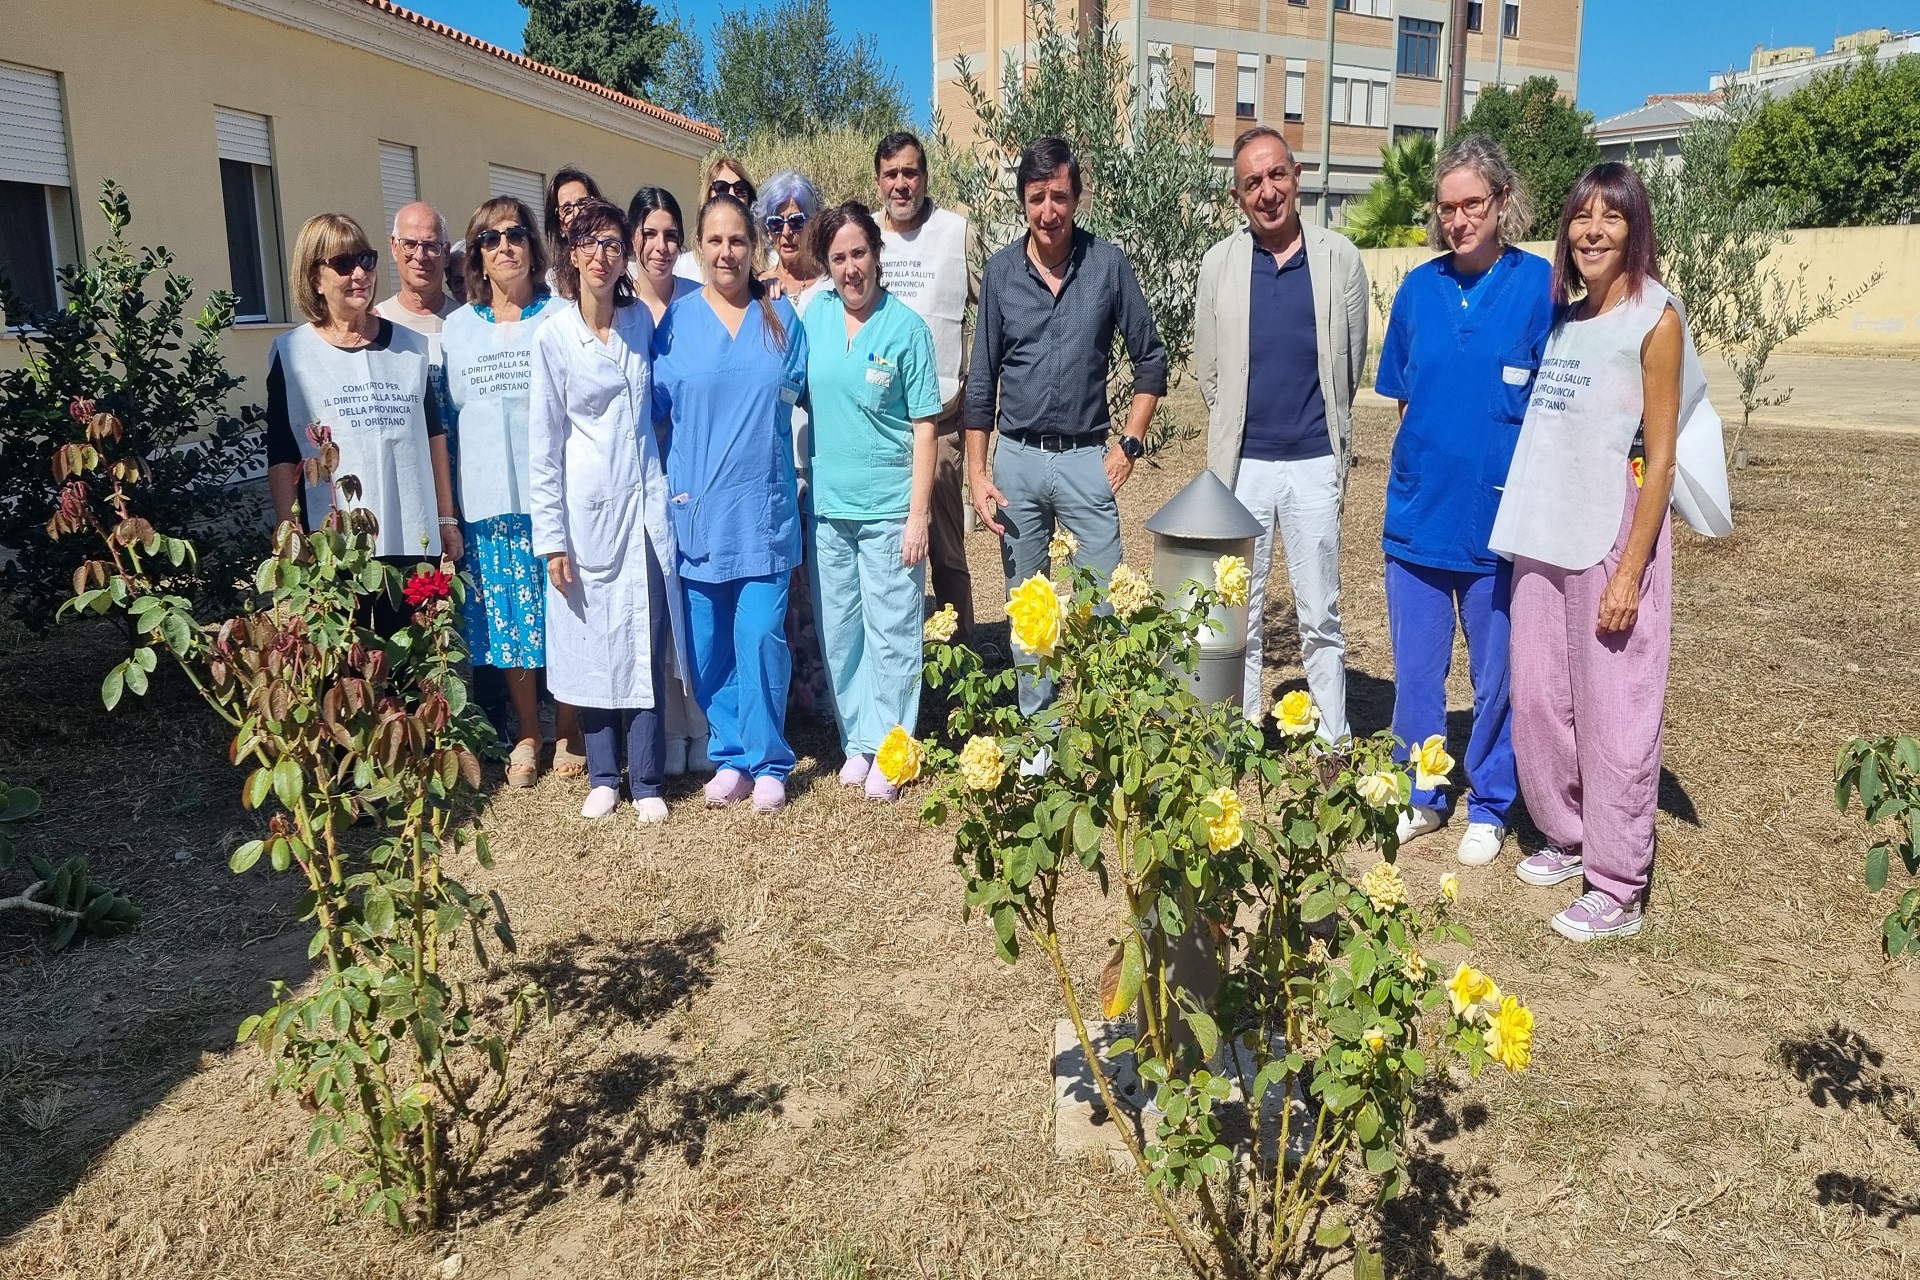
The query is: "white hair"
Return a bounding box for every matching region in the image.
[391,202,448,241]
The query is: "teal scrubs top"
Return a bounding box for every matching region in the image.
[800,290,943,521]
[652,291,808,583]
[1373,246,1554,574]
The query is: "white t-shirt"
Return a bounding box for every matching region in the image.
[880,205,971,409]
[374,293,458,367]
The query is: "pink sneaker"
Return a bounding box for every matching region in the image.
[751,775,787,813]
[863,770,899,803]
[1515,844,1584,887]
[1552,889,1643,941]
[704,768,751,807]
[839,754,873,786]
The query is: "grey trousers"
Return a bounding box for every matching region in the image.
[990,433,1123,714]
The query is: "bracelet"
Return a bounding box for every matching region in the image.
[438,517,459,527]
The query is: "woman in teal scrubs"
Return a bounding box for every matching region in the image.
[801,202,942,802]
[1374,134,1553,869]
[652,195,809,814]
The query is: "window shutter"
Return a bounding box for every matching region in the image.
[215,109,273,166]
[0,62,72,186]
[379,142,418,235]
[488,163,545,211]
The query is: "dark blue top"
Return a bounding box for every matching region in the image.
[1374,246,1554,573]
[1241,243,1331,462]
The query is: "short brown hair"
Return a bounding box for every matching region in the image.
[290,213,371,325]
[462,197,549,308]
[810,201,884,285]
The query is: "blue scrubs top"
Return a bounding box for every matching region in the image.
[652,291,808,583]
[1374,246,1554,574]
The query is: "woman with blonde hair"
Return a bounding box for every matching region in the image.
[1373,133,1552,869]
[266,213,459,631]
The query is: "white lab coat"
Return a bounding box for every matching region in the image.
[527,301,684,710]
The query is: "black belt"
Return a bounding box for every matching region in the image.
[1005,428,1108,452]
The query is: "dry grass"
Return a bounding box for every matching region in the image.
[4,403,1920,1279]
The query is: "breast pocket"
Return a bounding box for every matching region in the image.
[859,365,895,415]
[1491,348,1541,424]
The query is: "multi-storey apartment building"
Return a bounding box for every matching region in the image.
[933,0,1584,225]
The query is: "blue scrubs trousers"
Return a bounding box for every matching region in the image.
[684,573,795,780]
[811,516,927,757]
[1385,555,1516,827]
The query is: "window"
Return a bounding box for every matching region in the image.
[1148,46,1170,111]
[1502,2,1519,37]
[488,163,545,211]
[1335,0,1390,14]
[378,141,419,292]
[1236,54,1259,119]
[1394,124,1437,142]
[1284,61,1306,123]
[1398,17,1443,78]
[1331,65,1391,127]
[1464,78,1481,114]
[215,109,284,323]
[0,61,78,325]
[1289,0,1306,6]
[1193,49,1216,116]
[1466,1,1483,30]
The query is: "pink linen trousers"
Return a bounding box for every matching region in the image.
[1508,472,1672,906]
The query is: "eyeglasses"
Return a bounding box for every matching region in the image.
[764,213,808,235]
[710,179,751,200]
[394,237,448,259]
[318,249,378,276]
[573,235,627,260]
[557,197,594,217]
[1436,193,1500,222]
[474,225,531,251]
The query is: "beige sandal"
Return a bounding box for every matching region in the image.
[507,740,541,788]
[551,738,587,778]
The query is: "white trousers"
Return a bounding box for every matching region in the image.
[1234,454,1349,740]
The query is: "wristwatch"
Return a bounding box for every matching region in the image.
[1118,434,1145,461]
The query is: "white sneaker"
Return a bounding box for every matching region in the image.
[1456,822,1505,867]
[664,738,690,777]
[633,796,669,825]
[580,785,621,819]
[1395,803,1444,846]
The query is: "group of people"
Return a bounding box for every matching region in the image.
[263,121,1723,944]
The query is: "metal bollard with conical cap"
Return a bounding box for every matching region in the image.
[1145,468,1263,708]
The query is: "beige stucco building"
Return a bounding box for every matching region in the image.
[2,0,718,389]
[934,0,1583,224]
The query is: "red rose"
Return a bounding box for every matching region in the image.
[404,568,452,606]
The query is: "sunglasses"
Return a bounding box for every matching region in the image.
[764,213,808,235]
[710,179,752,200]
[319,249,378,276]
[474,225,531,251]
[573,235,627,259]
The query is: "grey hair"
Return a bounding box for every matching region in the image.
[754,169,823,223]
[1426,133,1533,249]
[391,201,449,241]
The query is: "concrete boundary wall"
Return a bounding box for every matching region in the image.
[1357,224,1920,356]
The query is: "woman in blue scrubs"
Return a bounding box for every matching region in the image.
[1374,134,1553,868]
[653,194,808,814]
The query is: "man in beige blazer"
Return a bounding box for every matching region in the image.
[1195,126,1369,738]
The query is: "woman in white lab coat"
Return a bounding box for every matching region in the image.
[529,199,682,824]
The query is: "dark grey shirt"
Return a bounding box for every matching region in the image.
[964,227,1168,436]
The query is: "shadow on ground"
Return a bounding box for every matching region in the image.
[1779,1023,1920,1228]
[468,924,784,1216]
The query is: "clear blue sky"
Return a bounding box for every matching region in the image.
[401,0,1909,125]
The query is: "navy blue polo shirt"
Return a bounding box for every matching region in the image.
[1241,242,1331,462]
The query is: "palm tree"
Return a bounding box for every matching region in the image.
[1341,132,1436,248]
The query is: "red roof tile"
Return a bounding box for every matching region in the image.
[356,0,722,144]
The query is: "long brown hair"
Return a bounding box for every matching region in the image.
[1551,162,1661,307]
[554,199,638,307]
[697,195,786,352]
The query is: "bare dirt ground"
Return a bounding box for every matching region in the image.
[5,403,1920,1280]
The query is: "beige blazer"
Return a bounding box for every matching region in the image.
[1195,221,1370,493]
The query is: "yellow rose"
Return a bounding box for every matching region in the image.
[957,735,1006,791]
[1439,872,1460,903]
[1410,734,1456,791]
[1361,1026,1387,1056]
[1359,861,1407,913]
[875,725,924,787]
[1274,690,1320,737]
[923,603,958,644]
[1213,554,1252,608]
[1202,786,1245,851]
[1356,771,1399,809]
[1402,950,1428,982]
[1485,996,1534,1073]
[1445,962,1499,1020]
[1047,527,1080,564]
[1006,574,1066,659]
[1107,563,1154,619]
